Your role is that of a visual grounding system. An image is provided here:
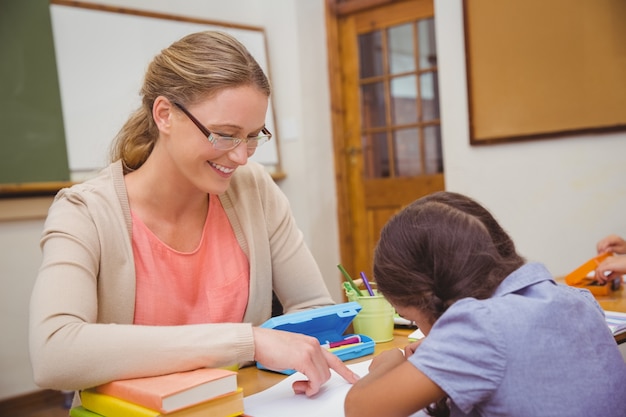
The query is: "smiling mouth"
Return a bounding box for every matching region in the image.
[209,161,235,174]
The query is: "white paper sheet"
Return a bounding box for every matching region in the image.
[243,360,427,417]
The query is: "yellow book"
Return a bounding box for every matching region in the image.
[81,390,159,417]
[81,388,244,417]
[69,406,104,417]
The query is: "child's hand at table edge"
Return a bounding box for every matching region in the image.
[367,348,406,377]
[404,338,424,357]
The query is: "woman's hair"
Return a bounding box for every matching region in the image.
[373,191,525,323]
[110,31,271,172]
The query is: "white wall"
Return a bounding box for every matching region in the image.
[2,0,625,401]
[0,199,52,400]
[435,0,626,274]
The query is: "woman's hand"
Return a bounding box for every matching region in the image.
[252,327,360,396]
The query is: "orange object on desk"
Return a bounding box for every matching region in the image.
[564,253,622,296]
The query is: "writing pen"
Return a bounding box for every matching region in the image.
[327,342,363,352]
[360,271,375,296]
[321,335,362,349]
[337,264,363,296]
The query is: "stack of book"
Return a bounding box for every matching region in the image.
[70,368,243,417]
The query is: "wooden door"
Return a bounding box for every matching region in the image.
[327,0,444,287]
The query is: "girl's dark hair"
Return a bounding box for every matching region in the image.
[373,191,525,417]
[373,192,525,416]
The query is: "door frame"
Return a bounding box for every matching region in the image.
[325,0,438,291]
[325,1,353,281]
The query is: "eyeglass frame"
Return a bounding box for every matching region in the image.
[173,102,272,151]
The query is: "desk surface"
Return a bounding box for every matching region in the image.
[592,286,626,313]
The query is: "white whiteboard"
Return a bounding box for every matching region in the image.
[50,2,281,179]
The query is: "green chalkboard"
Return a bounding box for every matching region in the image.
[0,0,69,191]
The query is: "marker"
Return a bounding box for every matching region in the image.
[360,271,375,296]
[321,335,362,349]
[327,342,363,352]
[337,264,363,296]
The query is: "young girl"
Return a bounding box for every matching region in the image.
[345,191,626,417]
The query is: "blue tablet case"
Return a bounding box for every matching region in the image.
[256,302,375,374]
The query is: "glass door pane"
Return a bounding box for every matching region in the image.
[357,17,442,179]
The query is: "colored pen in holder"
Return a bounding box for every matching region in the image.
[360,271,375,296]
[338,264,363,296]
[344,279,395,343]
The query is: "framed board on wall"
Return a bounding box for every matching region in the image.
[464,0,626,144]
[0,0,72,196]
[50,0,283,180]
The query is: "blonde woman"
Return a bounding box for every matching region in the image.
[30,31,358,401]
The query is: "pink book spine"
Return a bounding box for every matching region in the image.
[95,383,163,412]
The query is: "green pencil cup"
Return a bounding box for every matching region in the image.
[346,288,395,343]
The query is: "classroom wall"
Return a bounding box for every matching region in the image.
[0,198,54,400]
[435,0,626,269]
[2,0,625,401]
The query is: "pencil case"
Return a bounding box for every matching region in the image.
[256,302,375,375]
[564,253,622,296]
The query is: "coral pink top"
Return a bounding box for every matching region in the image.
[132,196,249,325]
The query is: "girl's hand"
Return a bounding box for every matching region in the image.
[368,348,406,376]
[404,338,424,357]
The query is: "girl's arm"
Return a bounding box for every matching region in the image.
[345,349,446,417]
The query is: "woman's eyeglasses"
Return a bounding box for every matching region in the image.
[174,102,272,151]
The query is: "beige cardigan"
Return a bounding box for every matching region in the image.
[29,160,333,390]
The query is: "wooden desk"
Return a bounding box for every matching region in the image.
[592,285,626,313]
[238,328,412,396]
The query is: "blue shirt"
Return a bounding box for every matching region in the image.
[409,263,626,417]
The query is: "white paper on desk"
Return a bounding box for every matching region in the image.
[243,360,427,417]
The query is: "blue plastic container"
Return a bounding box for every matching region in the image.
[256,302,375,374]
